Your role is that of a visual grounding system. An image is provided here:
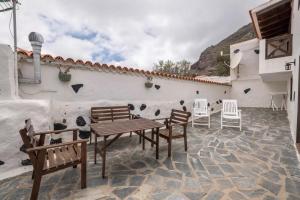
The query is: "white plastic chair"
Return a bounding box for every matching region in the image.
[192,99,210,128]
[221,99,242,131]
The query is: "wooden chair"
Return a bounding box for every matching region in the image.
[19,119,88,200]
[90,106,137,144]
[221,99,242,131]
[154,109,191,157]
[192,99,211,128]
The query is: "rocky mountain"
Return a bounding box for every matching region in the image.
[191,23,256,76]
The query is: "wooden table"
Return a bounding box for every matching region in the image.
[91,118,164,178]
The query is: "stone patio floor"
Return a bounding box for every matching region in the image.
[1,108,300,200]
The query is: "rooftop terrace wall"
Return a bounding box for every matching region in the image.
[0,45,231,178]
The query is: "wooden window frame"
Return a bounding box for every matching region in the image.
[265,34,293,59]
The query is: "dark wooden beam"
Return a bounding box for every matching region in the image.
[257,8,290,24]
[249,10,260,39]
[261,26,288,35]
[257,0,290,16]
[260,16,290,31]
[263,29,288,38]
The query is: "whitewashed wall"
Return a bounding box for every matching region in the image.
[230,39,287,108]
[18,60,231,131]
[259,39,293,81]
[286,0,300,143]
[0,44,231,178]
[0,99,50,179]
[0,44,16,100]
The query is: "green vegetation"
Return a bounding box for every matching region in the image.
[215,55,230,76]
[153,60,193,76]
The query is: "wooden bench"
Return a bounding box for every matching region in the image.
[90,106,136,143]
[19,119,87,200]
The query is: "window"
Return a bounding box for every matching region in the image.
[299,0,300,10]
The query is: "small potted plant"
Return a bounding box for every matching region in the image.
[58,66,72,82]
[145,76,153,88]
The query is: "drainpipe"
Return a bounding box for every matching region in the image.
[19,32,44,84]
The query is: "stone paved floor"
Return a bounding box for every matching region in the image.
[1,108,300,200]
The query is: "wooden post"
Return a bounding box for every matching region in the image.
[94,134,97,164]
[184,126,187,151]
[156,128,159,159]
[151,129,154,147]
[73,129,78,168]
[81,142,87,188]
[142,130,145,150]
[102,136,107,178]
[30,150,46,200]
[168,126,172,157]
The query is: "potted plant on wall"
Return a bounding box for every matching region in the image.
[58,66,72,82]
[145,76,153,88]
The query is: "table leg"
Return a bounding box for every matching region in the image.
[102,136,107,178]
[142,130,145,150]
[151,129,154,147]
[139,131,142,144]
[94,134,97,164]
[156,128,159,159]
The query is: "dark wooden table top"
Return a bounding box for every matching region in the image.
[91,118,164,136]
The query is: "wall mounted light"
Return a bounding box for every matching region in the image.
[285,59,296,71]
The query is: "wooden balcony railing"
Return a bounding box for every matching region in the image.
[266,34,293,59]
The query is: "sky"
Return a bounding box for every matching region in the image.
[0,0,266,70]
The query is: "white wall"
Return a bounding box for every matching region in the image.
[230,39,260,80]
[18,60,231,127]
[0,44,16,100]
[286,0,300,143]
[0,99,50,180]
[258,39,293,81]
[230,39,287,108]
[231,79,287,107]
[0,50,231,179]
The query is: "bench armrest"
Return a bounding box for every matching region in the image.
[26,139,88,152]
[152,117,169,121]
[91,117,98,123]
[169,121,188,127]
[33,128,78,136]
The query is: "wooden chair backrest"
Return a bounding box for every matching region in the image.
[193,99,208,115]
[91,106,131,122]
[170,109,191,125]
[19,119,44,168]
[222,99,238,116]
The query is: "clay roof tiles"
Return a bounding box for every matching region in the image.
[17,48,230,86]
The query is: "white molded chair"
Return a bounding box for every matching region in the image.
[221,99,242,131]
[192,99,210,128]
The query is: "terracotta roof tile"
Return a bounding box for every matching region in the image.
[42,54,55,61]
[65,58,75,64]
[75,59,84,65]
[17,48,230,86]
[85,61,93,67]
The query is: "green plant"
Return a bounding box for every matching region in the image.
[215,55,230,76]
[145,76,153,88]
[58,66,72,82]
[153,59,192,76]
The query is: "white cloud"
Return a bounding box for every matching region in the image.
[0,0,267,70]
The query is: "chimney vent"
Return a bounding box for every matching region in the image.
[28,32,44,83]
